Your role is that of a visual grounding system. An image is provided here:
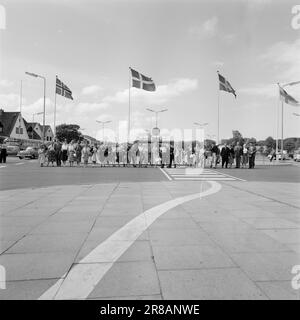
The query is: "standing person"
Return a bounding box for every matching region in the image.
[168,143,175,168]
[38,144,47,167]
[270,148,276,162]
[242,143,248,168]
[228,144,235,168]
[61,139,68,167]
[221,143,230,168]
[67,140,76,167]
[0,143,7,163]
[234,142,243,168]
[211,142,219,169]
[54,139,62,167]
[91,144,97,166]
[75,140,82,167]
[81,141,90,168]
[248,142,257,169]
[47,142,56,167]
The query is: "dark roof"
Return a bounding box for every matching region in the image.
[0,110,20,137]
[23,119,42,140]
[40,125,53,134]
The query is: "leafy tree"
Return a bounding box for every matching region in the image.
[55,124,82,143]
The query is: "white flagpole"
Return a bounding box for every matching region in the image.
[275,92,279,161]
[128,67,131,143]
[217,71,220,144]
[281,97,284,157]
[54,76,57,138]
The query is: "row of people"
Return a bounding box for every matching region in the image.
[37,139,256,169]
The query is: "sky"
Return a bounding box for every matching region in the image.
[0,0,300,141]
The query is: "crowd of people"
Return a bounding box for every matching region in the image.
[37,138,257,169]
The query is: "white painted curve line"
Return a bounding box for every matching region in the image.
[159,167,172,180]
[39,180,222,300]
[15,163,24,166]
[0,165,6,168]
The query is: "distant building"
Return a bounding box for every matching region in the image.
[24,121,42,140]
[41,125,54,142]
[0,109,29,140]
[83,134,99,145]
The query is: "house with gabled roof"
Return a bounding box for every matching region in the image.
[0,108,29,140]
[24,120,42,140]
[41,125,54,142]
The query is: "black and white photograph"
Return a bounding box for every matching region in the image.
[0,0,300,307]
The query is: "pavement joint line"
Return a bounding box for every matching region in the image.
[159,167,172,180]
[38,180,222,300]
[222,181,300,210]
[0,185,102,256]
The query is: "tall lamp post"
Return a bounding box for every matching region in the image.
[194,122,208,128]
[25,72,46,143]
[146,108,168,135]
[32,111,43,139]
[96,120,112,141]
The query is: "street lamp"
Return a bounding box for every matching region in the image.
[146,108,168,128]
[194,122,208,128]
[25,71,46,143]
[32,111,43,139]
[96,120,112,141]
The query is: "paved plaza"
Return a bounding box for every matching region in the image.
[0,158,299,300]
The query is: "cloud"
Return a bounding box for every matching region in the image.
[260,38,300,98]
[0,79,14,87]
[81,85,102,95]
[189,16,218,39]
[212,61,224,67]
[99,78,198,109]
[0,93,20,107]
[239,83,278,99]
[261,38,300,82]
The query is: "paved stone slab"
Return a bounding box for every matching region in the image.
[6,233,87,254]
[158,268,267,299]
[0,252,77,281]
[210,231,290,253]
[256,281,300,300]
[242,218,300,229]
[0,279,59,300]
[29,220,94,235]
[198,221,255,234]
[149,218,199,230]
[5,207,58,217]
[75,240,152,263]
[230,252,300,281]
[88,261,160,299]
[261,229,300,244]
[152,244,236,270]
[149,229,215,246]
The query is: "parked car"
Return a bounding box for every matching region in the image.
[6,144,20,156]
[294,150,300,162]
[17,147,39,159]
[267,151,290,160]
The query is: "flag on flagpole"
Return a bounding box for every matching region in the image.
[56,77,74,100]
[283,80,300,87]
[279,85,299,106]
[130,68,156,91]
[218,72,236,98]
